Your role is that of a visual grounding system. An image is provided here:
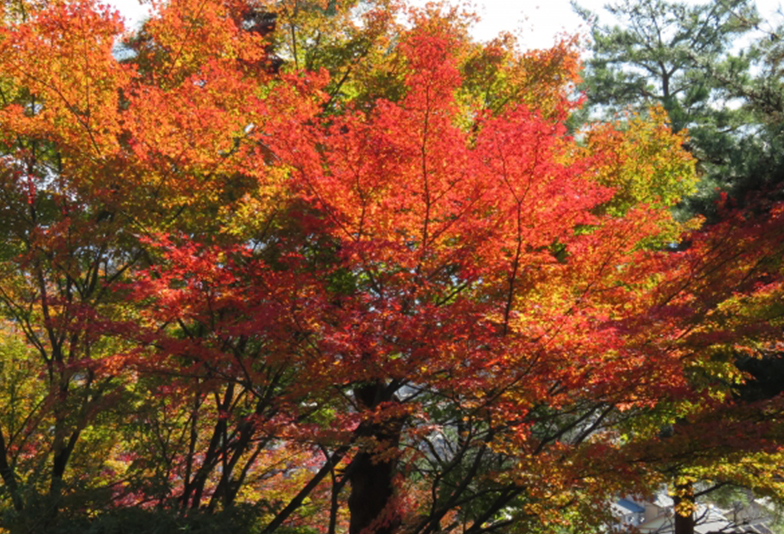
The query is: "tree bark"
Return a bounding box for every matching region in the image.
[348,381,403,534]
[673,480,695,534]
[0,429,23,511]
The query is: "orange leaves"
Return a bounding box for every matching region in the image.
[125,62,260,195]
[0,0,132,157]
[399,22,463,107]
[141,0,272,83]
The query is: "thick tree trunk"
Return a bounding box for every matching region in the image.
[348,382,403,534]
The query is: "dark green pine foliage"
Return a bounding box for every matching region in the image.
[572,0,784,218]
[703,15,784,210]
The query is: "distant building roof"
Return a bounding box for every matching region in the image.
[617,498,645,514]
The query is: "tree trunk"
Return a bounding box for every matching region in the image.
[673,480,695,534]
[0,429,23,511]
[348,382,403,534]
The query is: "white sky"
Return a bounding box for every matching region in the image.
[105,0,782,51]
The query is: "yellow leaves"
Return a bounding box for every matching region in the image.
[219,170,288,238]
[581,106,699,243]
[457,33,581,121]
[715,281,784,330]
[670,477,698,517]
[263,0,403,112]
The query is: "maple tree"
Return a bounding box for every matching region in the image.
[117,7,703,532]
[0,1,783,533]
[575,2,784,528]
[651,193,784,534]
[0,0,289,527]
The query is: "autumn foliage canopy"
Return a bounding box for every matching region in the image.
[0,0,782,533]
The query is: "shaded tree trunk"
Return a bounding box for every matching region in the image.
[348,381,404,534]
[673,480,695,534]
[0,429,22,512]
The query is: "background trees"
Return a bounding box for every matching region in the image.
[576,0,784,531]
[573,0,756,131]
[575,0,784,216]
